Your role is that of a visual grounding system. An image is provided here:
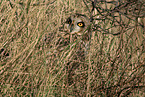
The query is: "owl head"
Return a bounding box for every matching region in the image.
[65,13,91,36]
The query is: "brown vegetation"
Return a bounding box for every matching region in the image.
[0,0,145,96]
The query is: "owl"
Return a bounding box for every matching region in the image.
[62,13,91,85]
[44,13,91,85]
[64,13,91,36]
[48,13,92,52]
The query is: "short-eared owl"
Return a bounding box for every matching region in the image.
[44,13,91,85]
[63,13,91,85]
[64,13,91,36]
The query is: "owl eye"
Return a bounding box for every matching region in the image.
[66,17,72,24]
[77,22,85,27]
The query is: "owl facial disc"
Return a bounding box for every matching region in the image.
[65,14,90,35]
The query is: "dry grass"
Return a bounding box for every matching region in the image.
[0,0,145,96]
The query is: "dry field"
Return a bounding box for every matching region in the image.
[0,0,145,96]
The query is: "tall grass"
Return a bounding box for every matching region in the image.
[0,0,145,96]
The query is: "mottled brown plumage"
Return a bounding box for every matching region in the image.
[63,13,91,85]
[44,13,91,85]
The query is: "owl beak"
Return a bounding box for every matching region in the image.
[70,24,74,32]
